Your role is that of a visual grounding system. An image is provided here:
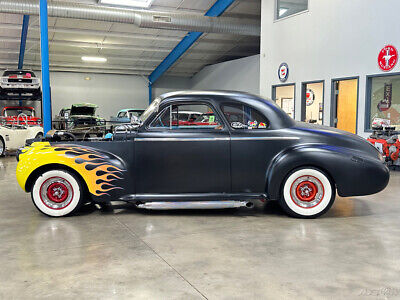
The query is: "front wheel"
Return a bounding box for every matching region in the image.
[0,137,5,157]
[31,169,84,217]
[279,167,335,218]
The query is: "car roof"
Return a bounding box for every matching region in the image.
[3,106,34,110]
[119,109,145,113]
[159,90,258,101]
[71,103,98,108]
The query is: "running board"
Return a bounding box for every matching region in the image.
[136,201,254,210]
[120,193,267,202]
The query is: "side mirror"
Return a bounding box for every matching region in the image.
[231,122,246,129]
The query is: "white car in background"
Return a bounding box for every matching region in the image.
[0,69,41,98]
[0,124,43,157]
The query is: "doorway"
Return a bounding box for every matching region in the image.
[301,81,324,125]
[331,78,358,134]
[272,84,295,118]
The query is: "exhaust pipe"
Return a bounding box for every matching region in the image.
[137,201,253,210]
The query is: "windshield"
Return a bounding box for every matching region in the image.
[140,98,161,123]
[4,108,34,117]
[3,70,36,77]
[70,106,96,116]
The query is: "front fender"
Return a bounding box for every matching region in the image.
[266,144,389,200]
[17,142,127,199]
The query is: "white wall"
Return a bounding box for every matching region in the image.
[0,55,261,121]
[152,76,192,98]
[190,55,260,95]
[260,0,400,136]
[50,72,150,119]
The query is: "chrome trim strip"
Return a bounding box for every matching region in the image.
[135,137,230,142]
[231,137,299,141]
[135,136,299,142]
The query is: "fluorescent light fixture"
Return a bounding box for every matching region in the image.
[279,8,288,16]
[98,0,154,8]
[81,56,107,63]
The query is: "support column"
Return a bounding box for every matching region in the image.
[40,0,52,134]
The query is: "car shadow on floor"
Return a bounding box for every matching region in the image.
[75,197,373,219]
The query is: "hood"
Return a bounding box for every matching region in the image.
[291,122,381,160]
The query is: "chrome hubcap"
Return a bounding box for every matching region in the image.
[40,177,73,209]
[290,175,324,208]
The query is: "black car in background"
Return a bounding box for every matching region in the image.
[17,91,389,218]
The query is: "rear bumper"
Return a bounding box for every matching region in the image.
[0,85,40,93]
[336,158,390,197]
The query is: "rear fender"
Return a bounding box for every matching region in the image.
[266,144,358,200]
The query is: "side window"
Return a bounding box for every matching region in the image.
[221,103,269,129]
[149,103,223,130]
[118,112,127,118]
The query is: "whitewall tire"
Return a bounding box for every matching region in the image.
[0,137,4,157]
[279,167,335,218]
[31,170,84,217]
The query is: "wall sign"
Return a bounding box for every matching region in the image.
[278,63,289,82]
[306,89,315,106]
[378,45,398,72]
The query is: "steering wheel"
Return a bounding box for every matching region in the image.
[17,113,28,127]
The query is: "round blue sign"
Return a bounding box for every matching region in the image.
[278,63,289,82]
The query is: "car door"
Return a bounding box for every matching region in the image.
[220,102,296,194]
[7,127,28,150]
[135,100,231,195]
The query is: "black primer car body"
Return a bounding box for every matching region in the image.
[18,91,390,218]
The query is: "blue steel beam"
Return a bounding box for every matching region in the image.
[147,0,235,94]
[18,15,30,70]
[18,15,30,106]
[40,0,52,134]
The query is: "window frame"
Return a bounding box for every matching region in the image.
[364,71,400,132]
[275,0,309,21]
[272,82,296,120]
[301,80,325,125]
[146,100,226,132]
[220,102,271,131]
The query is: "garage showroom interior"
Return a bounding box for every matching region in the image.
[0,0,400,298]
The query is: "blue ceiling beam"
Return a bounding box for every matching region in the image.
[18,15,30,70]
[148,0,236,86]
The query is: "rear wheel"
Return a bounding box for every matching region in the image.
[279,167,335,218]
[0,137,4,157]
[35,133,43,139]
[31,169,84,217]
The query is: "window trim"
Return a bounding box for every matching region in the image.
[272,82,296,120]
[364,71,400,132]
[220,102,271,131]
[146,101,226,132]
[274,0,309,21]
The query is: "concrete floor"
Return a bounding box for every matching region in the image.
[0,156,400,299]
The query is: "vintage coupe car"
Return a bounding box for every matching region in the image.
[0,70,41,98]
[53,103,106,138]
[0,124,43,156]
[109,108,145,131]
[1,106,41,126]
[16,91,389,218]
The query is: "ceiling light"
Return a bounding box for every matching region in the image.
[98,0,154,8]
[81,56,107,63]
